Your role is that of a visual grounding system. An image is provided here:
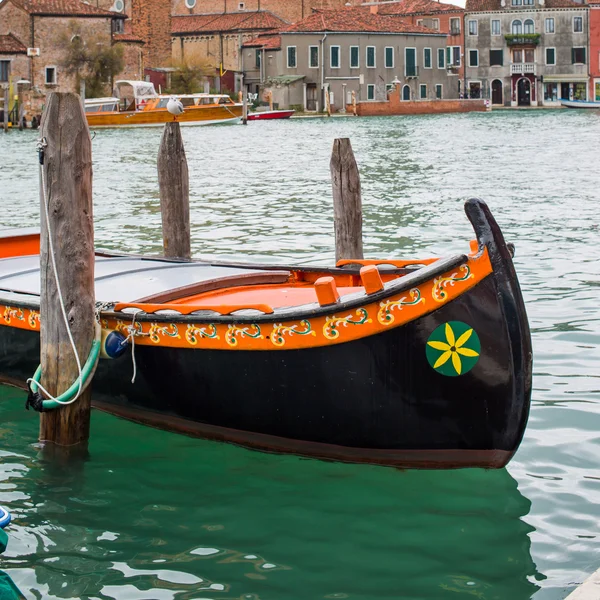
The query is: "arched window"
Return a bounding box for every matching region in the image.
[402,85,411,100]
[512,20,523,34]
[524,19,534,34]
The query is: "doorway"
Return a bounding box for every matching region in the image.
[491,79,503,105]
[517,78,530,106]
[402,85,410,100]
[306,84,318,111]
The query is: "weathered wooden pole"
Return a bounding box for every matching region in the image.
[157,122,191,259]
[2,86,8,132]
[39,92,95,447]
[330,138,364,263]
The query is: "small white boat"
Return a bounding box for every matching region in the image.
[560,99,600,109]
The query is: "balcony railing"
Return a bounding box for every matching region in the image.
[405,66,419,78]
[504,34,541,46]
[511,63,535,74]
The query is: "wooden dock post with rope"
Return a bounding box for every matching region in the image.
[37,92,96,447]
[157,122,191,260]
[330,138,364,263]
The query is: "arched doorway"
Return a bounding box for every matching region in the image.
[402,85,410,101]
[491,79,503,105]
[517,78,531,106]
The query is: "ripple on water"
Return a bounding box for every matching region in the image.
[1,111,600,599]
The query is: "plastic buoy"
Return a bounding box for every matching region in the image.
[0,507,11,529]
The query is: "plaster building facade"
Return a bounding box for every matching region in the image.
[465,0,589,106]
[0,0,124,113]
[590,1,600,100]
[242,8,459,112]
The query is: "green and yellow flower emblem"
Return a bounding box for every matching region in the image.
[426,321,480,377]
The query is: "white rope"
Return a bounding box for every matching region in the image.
[122,310,145,384]
[27,137,84,405]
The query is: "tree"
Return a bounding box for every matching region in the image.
[58,23,124,98]
[170,51,213,94]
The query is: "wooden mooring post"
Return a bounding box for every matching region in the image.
[330,138,364,263]
[2,86,8,132]
[157,122,191,259]
[38,92,95,447]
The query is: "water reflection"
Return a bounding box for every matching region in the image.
[0,391,541,599]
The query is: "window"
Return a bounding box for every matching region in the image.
[309,46,319,68]
[437,47,445,68]
[238,2,245,8]
[287,46,297,68]
[402,85,410,100]
[450,18,460,35]
[45,66,57,85]
[431,19,440,30]
[112,19,124,34]
[544,82,558,102]
[524,48,534,62]
[405,47,417,76]
[367,84,375,100]
[523,0,533,5]
[424,48,432,68]
[184,0,196,7]
[545,18,554,33]
[490,49,503,66]
[512,20,522,35]
[330,45,340,68]
[350,46,359,68]
[416,19,423,26]
[573,16,583,33]
[491,20,500,35]
[435,84,443,99]
[420,84,427,99]
[512,0,522,5]
[469,20,478,35]
[453,46,461,66]
[0,60,8,83]
[572,47,586,64]
[546,47,556,65]
[524,19,534,34]
[469,50,479,67]
[512,49,523,63]
[366,46,376,68]
[385,47,394,68]
[255,50,261,68]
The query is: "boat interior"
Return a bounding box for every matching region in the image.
[0,230,470,317]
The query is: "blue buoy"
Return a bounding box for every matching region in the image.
[101,330,129,360]
[0,507,11,529]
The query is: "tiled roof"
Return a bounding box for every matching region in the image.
[363,0,463,15]
[0,33,26,54]
[172,11,286,34]
[5,0,126,17]
[282,8,443,34]
[242,34,281,49]
[466,0,584,10]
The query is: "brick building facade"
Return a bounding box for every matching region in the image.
[171,0,353,24]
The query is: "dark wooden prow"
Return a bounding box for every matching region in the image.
[39,92,95,448]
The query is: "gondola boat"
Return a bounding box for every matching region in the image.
[84,80,243,128]
[0,200,531,469]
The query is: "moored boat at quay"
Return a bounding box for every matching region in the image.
[560,99,600,109]
[0,200,531,469]
[84,80,242,128]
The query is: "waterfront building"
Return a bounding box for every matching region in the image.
[465,0,589,106]
[0,0,124,113]
[171,11,286,92]
[360,0,466,93]
[241,7,458,112]
[590,1,600,100]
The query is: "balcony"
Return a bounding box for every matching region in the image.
[511,63,535,74]
[504,34,541,46]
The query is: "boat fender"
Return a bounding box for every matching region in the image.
[0,508,10,530]
[100,329,129,360]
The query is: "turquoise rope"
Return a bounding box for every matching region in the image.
[30,326,101,410]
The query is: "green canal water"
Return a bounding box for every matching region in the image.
[0,110,599,599]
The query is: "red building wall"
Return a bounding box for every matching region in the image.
[590,4,600,101]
